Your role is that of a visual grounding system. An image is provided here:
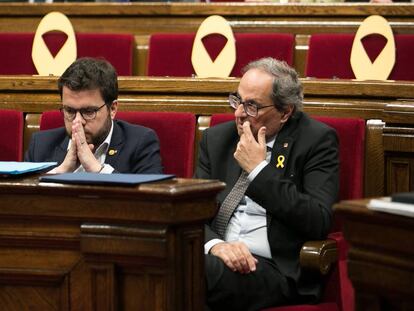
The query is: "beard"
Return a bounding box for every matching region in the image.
[89,115,112,149]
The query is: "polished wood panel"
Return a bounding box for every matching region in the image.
[0,176,224,311]
[335,199,414,311]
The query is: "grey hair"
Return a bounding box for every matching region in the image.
[242,57,303,113]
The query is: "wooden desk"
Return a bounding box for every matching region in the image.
[334,199,414,311]
[0,175,224,311]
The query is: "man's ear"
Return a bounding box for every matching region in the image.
[280,105,294,124]
[110,100,118,119]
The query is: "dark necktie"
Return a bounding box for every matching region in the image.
[213,170,250,238]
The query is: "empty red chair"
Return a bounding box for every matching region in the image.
[306,33,414,81]
[0,32,134,76]
[40,110,196,178]
[209,113,364,311]
[0,109,23,161]
[148,33,294,77]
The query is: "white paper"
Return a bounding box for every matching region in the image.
[367,197,414,218]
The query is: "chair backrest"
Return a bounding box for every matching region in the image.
[209,113,365,202]
[147,33,294,77]
[0,109,23,161]
[306,33,414,81]
[116,111,195,178]
[0,32,134,75]
[39,110,196,178]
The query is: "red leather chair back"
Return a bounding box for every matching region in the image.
[0,32,134,76]
[306,33,414,81]
[116,111,196,178]
[40,110,196,178]
[0,109,23,161]
[40,110,64,131]
[148,33,294,77]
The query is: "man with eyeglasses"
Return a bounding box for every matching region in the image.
[25,57,162,174]
[195,58,339,310]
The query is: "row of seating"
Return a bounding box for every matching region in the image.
[1,32,414,80]
[0,108,364,311]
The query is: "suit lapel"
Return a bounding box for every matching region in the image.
[53,137,69,164]
[105,121,123,167]
[269,112,301,178]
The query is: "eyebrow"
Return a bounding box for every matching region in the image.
[236,93,264,107]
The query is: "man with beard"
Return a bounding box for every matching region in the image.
[25,57,162,174]
[195,58,339,310]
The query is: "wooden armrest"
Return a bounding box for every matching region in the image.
[300,239,338,275]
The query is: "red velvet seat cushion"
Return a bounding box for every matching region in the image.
[147,33,294,77]
[40,110,196,178]
[0,109,23,161]
[306,33,414,81]
[0,33,134,76]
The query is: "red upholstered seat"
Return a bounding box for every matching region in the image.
[147,33,294,77]
[0,32,134,76]
[40,110,196,178]
[209,113,364,311]
[306,33,414,81]
[0,109,23,161]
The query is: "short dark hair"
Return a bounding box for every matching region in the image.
[58,57,118,106]
[242,57,303,113]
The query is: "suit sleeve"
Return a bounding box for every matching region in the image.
[130,129,163,174]
[248,128,339,240]
[194,129,223,242]
[24,133,37,162]
[194,128,211,179]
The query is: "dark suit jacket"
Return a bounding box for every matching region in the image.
[195,111,339,300]
[25,119,163,174]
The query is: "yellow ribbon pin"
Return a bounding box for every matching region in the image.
[276,155,285,168]
[108,149,117,156]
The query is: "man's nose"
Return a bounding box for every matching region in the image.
[74,111,86,123]
[234,104,246,117]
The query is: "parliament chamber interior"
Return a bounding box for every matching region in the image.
[0,2,413,311]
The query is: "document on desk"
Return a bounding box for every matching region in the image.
[367,197,414,218]
[0,161,57,175]
[39,173,175,186]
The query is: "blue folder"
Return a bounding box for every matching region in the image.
[39,173,175,186]
[0,162,57,175]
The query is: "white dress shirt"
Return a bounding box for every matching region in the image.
[205,137,276,258]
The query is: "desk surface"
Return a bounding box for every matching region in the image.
[0,175,225,223]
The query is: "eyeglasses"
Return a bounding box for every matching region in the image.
[60,103,107,121]
[229,93,274,117]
